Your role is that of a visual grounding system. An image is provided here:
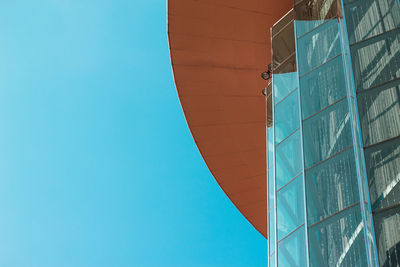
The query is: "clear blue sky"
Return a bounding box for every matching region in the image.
[0,1,266,266]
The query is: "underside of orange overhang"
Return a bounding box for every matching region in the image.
[168,0,293,238]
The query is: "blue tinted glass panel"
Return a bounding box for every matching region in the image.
[308,205,368,267]
[273,72,298,104]
[268,167,274,206]
[357,83,400,147]
[365,137,400,211]
[351,29,400,91]
[300,55,347,118]
[268,127,274,170]
[344,0,400,45]
[269,252,276,267]
[269,206,276,255]
[303,99,353,168]
[275,89,300,144]
[297,19,341,76]
[278,226,307,267]
[306,148,360,225]
[276,130,302,189]
[277,176,304,240]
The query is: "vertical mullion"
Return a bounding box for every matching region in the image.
[294,19,310,267]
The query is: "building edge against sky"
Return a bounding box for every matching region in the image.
[168,0,400,266]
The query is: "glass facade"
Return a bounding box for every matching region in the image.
[266,0,400,266]
[342,0,400,265]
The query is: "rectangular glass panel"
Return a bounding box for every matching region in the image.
[278,226,307,267]
[374,205,400,267]
[344,0,400,45]
[277,175,305,240]
[273,72,298,104]
[274,89,300,144]
[275,130,303,189]
[303,99,353,168]
[300,54,347,119]
[295,0,339,37]
[306,148,360,225]
[272,9,294,37]
[357,83,400,147]
[351,29,400,92]
[308,205,368,267]
[297,19,342,76]
[365,137,400,211]
[272,22,296,70]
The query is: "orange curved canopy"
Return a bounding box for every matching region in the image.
[168,0,293,238]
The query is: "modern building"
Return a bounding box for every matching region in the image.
[168,0,400,266]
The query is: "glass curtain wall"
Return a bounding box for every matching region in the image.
[294,0,377,266]
[270,9,309,267]
[342,0,400,265]
[268,1,383,266]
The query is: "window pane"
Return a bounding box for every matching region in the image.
[303,99,352,168]
[300,55,347,119]
[273,72,298,104]
[357,83,400,147]
[306,148,360,225]
[272,21,296,70]
[278,226,307,267]
[374,205,400,267]
[351,29,400,92]
[308,205,368,267]
[365,137,400,211]
[297,19,342,76]
[275,130,303,189]
[272,9,294,37]
[344,0,400,45]
[295,0,339,37]
[275,89,300,144]
[277,175,304,240]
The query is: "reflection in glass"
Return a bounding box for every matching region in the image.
[300,55,347,119]
[275,130,303,189]
[275,89,300,144]
[277,176,304,240]
[374,205,400,266]
[344,0,400,45]
[357,83,400,147]
[272,22,296,70]
[295,0,340,37]
[303,99,352,168]
[365,137,400,211]
[278,226,307,267]
[306,148,360,225]
[297,19,342,76]
[308,205,368,267]
[351,29,400,92]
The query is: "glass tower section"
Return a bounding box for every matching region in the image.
[342,0,400,265]
[265,0,400,266]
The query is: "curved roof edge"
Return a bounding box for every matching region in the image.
[168,0,293,238]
